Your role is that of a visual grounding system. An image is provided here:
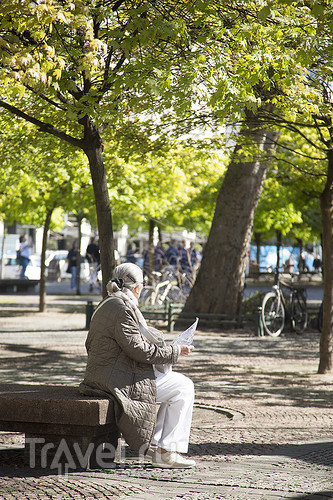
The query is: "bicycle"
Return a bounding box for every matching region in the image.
[139,270,186,306]
[261,270,308,336]
[161,262,195,299]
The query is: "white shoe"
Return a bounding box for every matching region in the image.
[151,451,196,469]
[144,445,157,460]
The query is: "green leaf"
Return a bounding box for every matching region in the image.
[258,6,272,20]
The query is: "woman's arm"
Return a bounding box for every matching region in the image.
[113,307,179,366]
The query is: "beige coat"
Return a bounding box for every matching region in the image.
[79,296,179,452]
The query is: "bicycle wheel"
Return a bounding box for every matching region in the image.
[139,286,156,305]
[166,285,187,304]
[291,290,308,334]
[261,291,285,337]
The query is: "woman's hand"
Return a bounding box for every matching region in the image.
[180,345,194,356]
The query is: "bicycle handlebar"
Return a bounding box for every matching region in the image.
[273,266,300,291]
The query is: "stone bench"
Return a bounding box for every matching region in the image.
[0,279,39,293]
[0,384,119,470]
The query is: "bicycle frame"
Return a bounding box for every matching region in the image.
[278,274,304,321]
[155,279,174,303]
[271,282,299,323]
[272,283,286,312]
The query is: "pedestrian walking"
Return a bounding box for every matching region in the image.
[86,236,100,292]
[67,240,79,291]
[18,235,32,279]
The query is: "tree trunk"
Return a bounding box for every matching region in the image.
[39,208,53,312]
[318,153,333,373]
[183,111,279,316]
[254,232,261,267]
[75,214,83,296]
[84,132,114,298]
[158,224,163,243]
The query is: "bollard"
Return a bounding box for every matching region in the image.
[256,306,265,336]
[85,300,95,329]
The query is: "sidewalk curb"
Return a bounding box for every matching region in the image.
[194,402,245,421]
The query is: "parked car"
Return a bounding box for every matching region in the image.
[2,254,41,280]
[46,250,90,282]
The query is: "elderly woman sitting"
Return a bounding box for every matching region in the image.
[79,262,195,468]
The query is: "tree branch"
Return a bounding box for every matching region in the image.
[111,0,128,11]
[0,100,83,149]
[313,115,331,146]
[272,155,327,178]
[256,112,327,152]
[24,84,68,111]
[263,133,325,161]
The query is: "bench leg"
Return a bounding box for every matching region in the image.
[25,429,120,470]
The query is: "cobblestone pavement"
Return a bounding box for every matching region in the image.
[0,292,332,499]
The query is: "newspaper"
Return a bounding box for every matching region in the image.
[170,317,199,346]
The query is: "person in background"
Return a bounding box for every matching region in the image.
[154,241,166,271]
[178,241,190,273]
[86,236,101,292]
[18,235,32,279]
[125,243,136,264]
[141,243,150,276]
[67,240,79,291]
[79,263,196,469]
[165,240,179,267]
[299,253,308,273]
[189,242,199,271]
[284,256,295,274]
[313,254,322,273]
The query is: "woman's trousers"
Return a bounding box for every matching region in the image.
[152,370,194,453]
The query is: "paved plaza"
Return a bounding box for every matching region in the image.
[0,285,332,499]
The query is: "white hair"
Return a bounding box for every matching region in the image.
[106,263,143,294]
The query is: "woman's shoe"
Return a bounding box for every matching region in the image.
[151,451,196,469]
[144,445,157,460]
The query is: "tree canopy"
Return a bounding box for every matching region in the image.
[253,127,325,244]
[0,0,219,292]
[1,0,333,371]
[103,140,226,235]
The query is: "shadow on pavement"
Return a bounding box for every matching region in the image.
[188,439,333,467]
[1,438,332,476]
[0,346,86,384]
[290,492,333,500]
